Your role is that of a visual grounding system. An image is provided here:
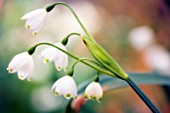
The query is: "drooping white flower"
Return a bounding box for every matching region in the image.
[51,75,77,99]
[84,82,103,102]
[21,9,48,36]
[7,52,34,81]
[39,43,68,71]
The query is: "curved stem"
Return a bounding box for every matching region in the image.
[72,58,101,82]
[47,3,160,112]
[48,2,94,42]
[66,32,81,38]
[31,42,114,76]
[68,58,103,76]
[62,32,81,45]
[94,68,100,82]
[62,34,104,69]
[126,77,160,113]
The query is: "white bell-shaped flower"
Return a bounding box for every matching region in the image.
[51,75,77,99]
[40,43,68,71]
[21,8,48,36]
[84,82,103,102]
[7,52,34,81]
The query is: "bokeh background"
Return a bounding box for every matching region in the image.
[0,0,170,113]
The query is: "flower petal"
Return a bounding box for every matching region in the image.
[21,8,48,35]
[85,82,103,101]
[51,75,77,99]
[7,52,34,81]
[40,46,59,63]
[40,43,68,71]
[21,9,46,20]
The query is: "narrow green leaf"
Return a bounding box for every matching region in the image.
[78,72,170,94]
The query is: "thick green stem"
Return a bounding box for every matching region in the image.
[126,77,160,113]
[29,42,114,76]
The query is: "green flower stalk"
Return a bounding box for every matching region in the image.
[28,42,113,77]
[62,32,81,46]
[45,2,160,112]
[46,2,128,79]
[21,2,161,113]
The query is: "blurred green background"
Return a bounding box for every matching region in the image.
[0,0,170,113]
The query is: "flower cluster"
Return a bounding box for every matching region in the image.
[7,6,103,102]
[7,2,162,112]
[7,43,68,80]
[8,50,103,101]
[51,75,103,102]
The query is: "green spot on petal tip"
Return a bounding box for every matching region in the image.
[27,25,30,29]
[55,92,58,96]
[84,95,88,100]
[58,66,61,70]
[34,32,37,36]
[9,68,13,73]
[20,75,24,79]
[45,59,49,63]
[66,94,71,98]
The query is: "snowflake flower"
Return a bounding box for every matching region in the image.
[7,52,34,81]
[84,82,103,102]
[40,43,68,71]
[21,9,48,36]
[51,75,77,99]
